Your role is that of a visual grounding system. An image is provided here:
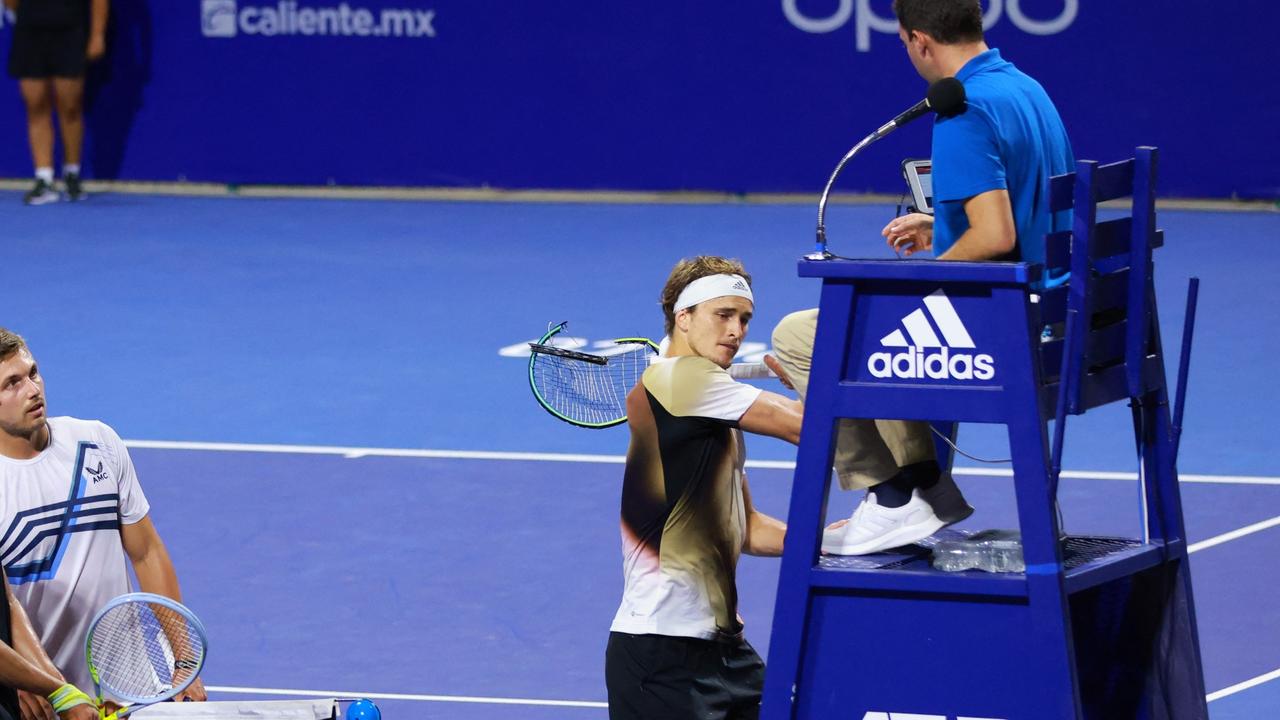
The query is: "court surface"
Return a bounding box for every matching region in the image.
[7,191,1278,718]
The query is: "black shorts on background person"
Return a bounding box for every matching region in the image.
[8,21,89,79]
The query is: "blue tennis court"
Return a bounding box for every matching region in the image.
[7,190,1279,718]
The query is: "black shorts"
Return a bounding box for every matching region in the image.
[605,632,765,720]
[7,22,88,79]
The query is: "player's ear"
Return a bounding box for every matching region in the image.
[675,308,693,333]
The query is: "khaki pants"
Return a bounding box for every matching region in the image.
[771,309,935,490]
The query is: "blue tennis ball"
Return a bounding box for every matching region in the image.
[346,699,381,720]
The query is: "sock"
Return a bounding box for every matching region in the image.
[900,460,942,490]
[869,482,912,508]
[35,167,54,184]
[869,460,942,509]
[63,163,80,176]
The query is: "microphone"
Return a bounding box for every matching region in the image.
[811,77,967,259]
[872,77,967,140]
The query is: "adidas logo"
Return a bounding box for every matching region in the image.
[731,279,749,291]
[867,289,995,381]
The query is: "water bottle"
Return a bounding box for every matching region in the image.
[931,529,1024,573]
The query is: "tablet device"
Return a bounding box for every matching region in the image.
[901,159,933,215]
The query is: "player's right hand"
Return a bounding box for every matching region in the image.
[883,213,934,257]
[17,689,56,720]
[173,677,208,702]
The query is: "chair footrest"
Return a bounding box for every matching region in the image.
[807,535,1179,599]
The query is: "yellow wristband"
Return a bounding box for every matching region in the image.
[47,683,92,713]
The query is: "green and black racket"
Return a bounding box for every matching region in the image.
[527,321,776,428]
[528,322,658,428]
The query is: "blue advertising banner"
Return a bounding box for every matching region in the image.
[0,1,1274,198]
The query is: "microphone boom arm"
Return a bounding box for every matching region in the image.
[810,77,964,260]
[812,128,889,260]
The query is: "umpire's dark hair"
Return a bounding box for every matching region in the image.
[0,328,27,361]
[893,0,984,44]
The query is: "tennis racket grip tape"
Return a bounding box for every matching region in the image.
[47,684,93,713]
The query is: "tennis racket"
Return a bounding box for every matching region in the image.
[527,322,778,428]
[85,593,208,720]
[529,322,659,428]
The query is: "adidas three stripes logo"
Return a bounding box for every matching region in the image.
[867,289,996,381]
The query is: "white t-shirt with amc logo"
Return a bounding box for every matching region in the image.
[0,416,150,695]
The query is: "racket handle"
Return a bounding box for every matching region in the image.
[728,362,777,380]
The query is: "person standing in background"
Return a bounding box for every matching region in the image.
[5,0,107,204]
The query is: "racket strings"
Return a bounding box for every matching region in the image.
[90,601,206,701]
[532,344,651,426]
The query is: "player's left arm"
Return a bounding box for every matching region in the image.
[120,519,207,702]
[120,517,180,601]
[741,472,785,557]
[935,188,1017,261]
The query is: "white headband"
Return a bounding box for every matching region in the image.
[674,274,753,313]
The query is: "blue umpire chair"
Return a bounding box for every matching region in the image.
[761,147,1209,720]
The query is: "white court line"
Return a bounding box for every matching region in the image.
[124,439,626,464]
[952,467,1280,486]
[212,669,1280,707]
[161,439,1275,706]
[1188,514,1280,554]
[1207,667,1280,703]
[122,439,1280,486]
[207,685,605,708]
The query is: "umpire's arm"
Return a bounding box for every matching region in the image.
[935,189,1017,261]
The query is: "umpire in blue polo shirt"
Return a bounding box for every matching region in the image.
[772,0,1074,557]
[884,0,1074,267]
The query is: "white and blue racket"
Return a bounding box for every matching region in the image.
[85,593,208,719]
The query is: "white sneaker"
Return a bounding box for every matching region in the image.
[822,489,946,556]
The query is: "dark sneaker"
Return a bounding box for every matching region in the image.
[920,472,975,524]
[23,179,59,206]
[63,173,86,201]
